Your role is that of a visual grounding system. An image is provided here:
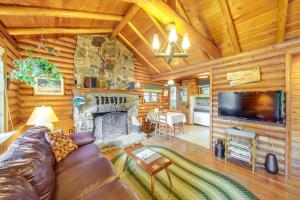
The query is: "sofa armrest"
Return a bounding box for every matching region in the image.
[70,132,95,146]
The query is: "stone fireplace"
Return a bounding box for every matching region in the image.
[73,92,139,136]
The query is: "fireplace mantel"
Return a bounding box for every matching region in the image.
[72,88,143,96]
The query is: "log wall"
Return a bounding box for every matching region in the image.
[211,53,287,174]
[134,59,169,132]
[0,28,20,130]
[16,37,75,126]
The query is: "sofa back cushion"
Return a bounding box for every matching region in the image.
[0,159,55,200]
[0,173,40,200]
[45,130,78,163]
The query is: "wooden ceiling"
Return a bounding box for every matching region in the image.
[0,0,300,76]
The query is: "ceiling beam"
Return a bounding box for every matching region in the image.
[7,28,113,36]
[218,0,240,53]
[0,6,122,21]
[124,0,220,58]
[0,21,17,47]
[110,5,140,39]
[277,0,288,43]
[128,21,173,71]
[118,33,160,73]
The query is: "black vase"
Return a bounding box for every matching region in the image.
[265,153,279,174]
[215,139,225,158]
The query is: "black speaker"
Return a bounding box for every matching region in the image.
[84,77,97,88]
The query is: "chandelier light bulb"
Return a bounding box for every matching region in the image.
[168,23,177,43]
[166,44,172,55]
[182,33,190,51]
[152,34,160,50]
[167,80,175,85]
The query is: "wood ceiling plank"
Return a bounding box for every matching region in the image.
[7,28,113,35]
[218,0,240,53]
[0,5,123,21]
[128,21,173,71]
[124,0,220,58]
[118,33,160,73]
[110,4,140,39]
[278,0,289,43]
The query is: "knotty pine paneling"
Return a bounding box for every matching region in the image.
[17,37,75,124]
[0,29,20,130]
[290,54,300,177]
[211,53,287,174]
[134,60,169,132]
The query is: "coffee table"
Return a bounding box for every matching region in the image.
[123,143,172,200]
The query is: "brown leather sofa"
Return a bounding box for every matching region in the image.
[0,126,139,200]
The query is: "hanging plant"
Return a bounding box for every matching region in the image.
[8,54,63,87]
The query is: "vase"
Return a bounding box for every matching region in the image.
[265,153,279,174]
[215,139,225,158]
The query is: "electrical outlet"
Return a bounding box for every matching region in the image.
[259,136,268,142]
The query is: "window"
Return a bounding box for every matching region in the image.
[144,92,159,103]
[170,86,177,110]
[0,47,5,132]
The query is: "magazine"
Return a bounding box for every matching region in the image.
[136,149,156,160]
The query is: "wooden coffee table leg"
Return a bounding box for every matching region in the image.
[165,168,173,187]
[151,175,155,200]
[123,155,129,171]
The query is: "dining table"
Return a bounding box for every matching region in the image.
[146,111,186,135]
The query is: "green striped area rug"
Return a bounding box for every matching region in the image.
[112,145,258,200]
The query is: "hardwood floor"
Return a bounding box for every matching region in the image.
[104,134,300,200]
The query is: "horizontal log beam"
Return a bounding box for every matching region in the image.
[7,28,113,36]
[0,6,122,21]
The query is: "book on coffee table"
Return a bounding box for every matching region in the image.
[135,149,156,160]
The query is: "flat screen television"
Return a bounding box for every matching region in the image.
[218,91,285,124]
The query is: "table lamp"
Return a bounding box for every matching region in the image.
[26,106,59,131]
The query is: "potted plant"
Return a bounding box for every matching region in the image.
[8,54,63,87]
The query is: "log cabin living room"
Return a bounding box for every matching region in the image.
[0,0,300,199]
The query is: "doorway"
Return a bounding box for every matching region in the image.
[174,72,212,149]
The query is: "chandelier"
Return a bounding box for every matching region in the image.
[152,22,190,64]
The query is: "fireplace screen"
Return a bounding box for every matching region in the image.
[94,111,128,141]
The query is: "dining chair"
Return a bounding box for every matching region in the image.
[157,112,177,136]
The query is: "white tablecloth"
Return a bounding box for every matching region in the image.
[146,112,186,127]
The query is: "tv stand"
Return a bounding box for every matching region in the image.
[225,128,257,172]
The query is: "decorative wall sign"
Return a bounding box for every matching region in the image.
[227,67,261,87]
[34,78,64,95]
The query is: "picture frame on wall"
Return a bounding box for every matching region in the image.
[34,78,64,96]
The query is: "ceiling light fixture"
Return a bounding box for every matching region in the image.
[152,22,190,64]
[167,80,175,85]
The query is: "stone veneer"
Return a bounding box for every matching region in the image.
[74,35,135,89]
[73,92,139,133]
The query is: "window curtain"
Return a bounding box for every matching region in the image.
[142,84,163,93]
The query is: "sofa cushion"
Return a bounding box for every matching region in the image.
[70,131,95,146]
[45,130,78,163]
[0,159,55,200]
[56,143,100,174]
[0,173,40,200]
[9,137,55,166]
[55,157,118,200]
[82,179,140,200]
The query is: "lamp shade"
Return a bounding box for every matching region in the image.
[26,106,59,126]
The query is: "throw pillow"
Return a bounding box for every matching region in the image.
[45,130,78,163]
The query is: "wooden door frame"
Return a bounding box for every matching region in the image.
[285,49,300,176]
